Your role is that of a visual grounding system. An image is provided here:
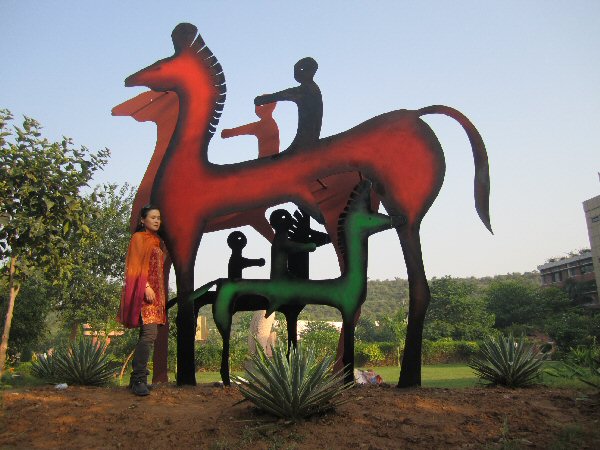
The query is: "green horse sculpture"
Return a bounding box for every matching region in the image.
[191,180,403,385]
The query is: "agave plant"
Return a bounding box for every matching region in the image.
[53,338,115,386]
[469,334,546,388]
[233,340,353,421]
[31,352,59,382]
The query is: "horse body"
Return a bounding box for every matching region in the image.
[122,23,491,387]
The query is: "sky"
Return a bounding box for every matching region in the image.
[3,1,599,286]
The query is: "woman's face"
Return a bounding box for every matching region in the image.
[141,209,161,232]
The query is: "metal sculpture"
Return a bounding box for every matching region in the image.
[117,22,491,388]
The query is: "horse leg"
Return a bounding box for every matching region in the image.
[220,329,231,386]
[174,264,197,386]
[213,289,236,386]
[342,315,355,385]
[284,307,300,358]
[396,225,430,388]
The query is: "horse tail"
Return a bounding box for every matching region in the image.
[418,105,492,234]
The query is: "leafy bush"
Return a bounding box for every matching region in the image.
[299,321,339,361]
[195,338,223,371]
[355,342,385,366]
[195,332,249,372]
[546,312,600,352]
[234,340,353,421]
[422,339,479,364]
[31,338,115,386]
[469,334,545,388]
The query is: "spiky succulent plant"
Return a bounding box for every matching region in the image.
[469,333,546,388]
[233,340,353,421]
[31,352,59,382]
[32,338,115,386]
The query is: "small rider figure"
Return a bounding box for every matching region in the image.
[221,102,280,158]
[226,230,265,280]
[255,57,322,152]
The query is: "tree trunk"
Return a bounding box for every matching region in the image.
[248,311,275,356]
[0,256,20,380]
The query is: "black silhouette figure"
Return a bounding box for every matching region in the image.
[268,209,317,354]
[269,209,316,279]
[255,57,322,151]
[288,209,331,279]
[227,231,265,280]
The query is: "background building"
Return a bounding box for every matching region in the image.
[583,194,600,301]
[538,250,597,303]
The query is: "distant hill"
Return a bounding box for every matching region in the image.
[198,272,541,328]
[298,272,540,321]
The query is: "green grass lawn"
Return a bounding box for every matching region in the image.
[4,361,597,391]
[369,364,479,388]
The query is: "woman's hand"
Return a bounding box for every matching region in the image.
[144,284,156,304]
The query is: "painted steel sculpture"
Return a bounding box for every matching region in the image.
[116,22,492,388]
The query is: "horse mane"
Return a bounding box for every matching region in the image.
[172,23,227,136]
[336,180,372,256]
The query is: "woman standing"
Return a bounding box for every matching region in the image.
[118,204,167,396]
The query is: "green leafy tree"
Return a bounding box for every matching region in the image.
[356,310,406,343]
[53,184,134,337]
[0,269,51,361]
[299,321,339,360]
[424,276,495,341]
[0,109,109,378]
[485,279,570,331]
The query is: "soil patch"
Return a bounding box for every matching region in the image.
[1,384,599,449]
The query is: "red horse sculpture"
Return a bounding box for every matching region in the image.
[119,23,492,387]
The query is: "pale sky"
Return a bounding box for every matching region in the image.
[3,1,599,286]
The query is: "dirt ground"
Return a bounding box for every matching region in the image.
[1,383,599,449]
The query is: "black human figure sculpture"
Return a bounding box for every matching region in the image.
[226,231,265,280]
[288,209,331,279]
[255,57,322,152]
[269,209,316,279]
[268,209,317,354]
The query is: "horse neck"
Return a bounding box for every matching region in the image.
[168,90,215,166]
[340,224,369,292]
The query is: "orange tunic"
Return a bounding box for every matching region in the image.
[141,246,166,325]
[118,231,167,328]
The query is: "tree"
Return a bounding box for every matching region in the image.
[424,277,495,341]
[0,268,51,362]
[53,184,134,337]
[0,109,109,378]
[299,321,339,360]
[485,279,570,331]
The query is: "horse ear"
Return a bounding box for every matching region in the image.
[171,23,198,53]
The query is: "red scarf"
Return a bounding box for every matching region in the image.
[118,231,161,328]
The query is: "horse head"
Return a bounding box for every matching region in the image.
[124,23,226,134]
[337,181,401,249]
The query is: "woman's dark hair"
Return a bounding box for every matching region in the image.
[134,203,161,233]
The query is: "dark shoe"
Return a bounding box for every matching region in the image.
[131,380,150,396]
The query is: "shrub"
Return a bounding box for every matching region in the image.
[355,342,385,367]
[422,339,479,364]
[195,339,223,371]
[299,321,339,361]
[469,334,545,388]
[234,340,353,421]
[31,338,115,386]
